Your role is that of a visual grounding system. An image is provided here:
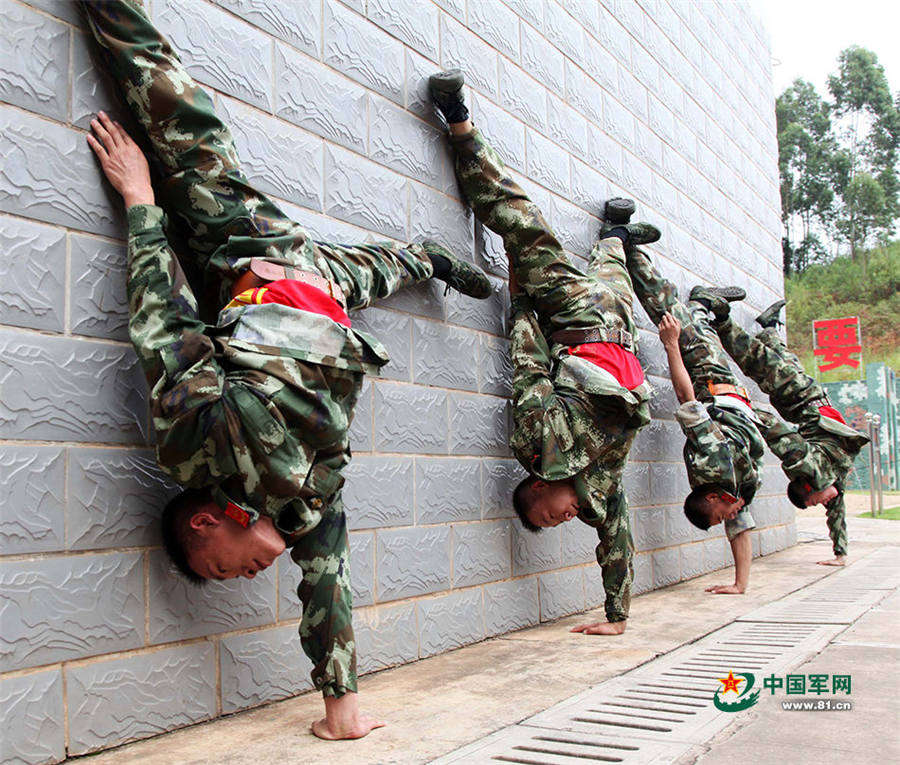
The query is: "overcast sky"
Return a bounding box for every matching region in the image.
[750,0,900,98]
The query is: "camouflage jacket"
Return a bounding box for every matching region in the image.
[674,399,765,502]
[754,406,867,491]
[127,205,367,532]
[508,295,651,483]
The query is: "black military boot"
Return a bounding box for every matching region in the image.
[428,69,469,124]
[423,240,492,299]
[755,299,786,329]
[689,286,738,322]
[598,198,661,246]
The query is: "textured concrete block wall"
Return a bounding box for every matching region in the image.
[0,0,791,761]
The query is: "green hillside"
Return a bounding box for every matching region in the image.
[784,242,899,382]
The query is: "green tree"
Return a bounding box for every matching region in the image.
[776,80,838,274]
[827,47,900,258]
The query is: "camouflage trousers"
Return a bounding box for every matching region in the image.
[81,0,436,696]
[626,248,741,400]
[82,0,432,314]
[717,319,848,555]
[449,129,638,341]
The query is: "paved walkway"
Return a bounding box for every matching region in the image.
[83,516,900,765]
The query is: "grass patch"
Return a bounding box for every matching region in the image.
[857,507,900,520]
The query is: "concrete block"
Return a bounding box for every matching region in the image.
[370,96,450,191]
[571,158,610,216]
[651,546,680,588]
[0,669,65,765]
[505,0,544,28]
[513,522,562,575]
[418,588,484,657]
[449,393,509,456]
[567,0,601,36]
[484,576,540,636]
[469,92,526,172]
[469,0,520,60]
[416,457,482,524]
[602,94,636,154]
[19,0,81,24]
[368,0,438,60]
[349,531,375,607]
[220,625,312,713]
[355,602,419,673]
[623,463,652,508]
[587,123,624,185]
[0,446,64,555]
[155,0,272,110]
[621,149,653,204]
[649,461,691,506]
[0,552,143,671]
[522,22,565,94]
[0,2,68,121]
[667,503,703,545]
[702,535,728,573]
[348,378,373,451]
[647,374,679,420]
[69,234,129,340]
[634,126,663,172]
[343,456,413,529]
[444,274,507,336]
[544,0,584,63]
[440,14,498,99]
[378,277,447,322]
[632,550,652,594]
[351,308,412,382]
[71,28,128,130]
[474,221,509,279]
[499,59,546,130]
[413,319,479,392]
[0,215,65,332]
[539,567,584,621]
[324,145,408,241]
[563,519,599,566]
[618,65,649,122]
[582,32,619,95]
[376,526,451,601]
[546,93,589,162]
[565,59,604,125]
[214,0,320,57]
[217,96,323,212]
[148,549,276,643]
[68,448,175,550]
[374,381,448,454]
[275,45,367,154]
[479,334,512,397]
[66,643,216,755]
[632,506,668,551]
[547,195,595,255]
[0,330,147,444]
[0,106,123,237]
[680,541,705,580]
[452,519,512,586]
[324,0,404,104]
[408,181,474,261]
[483,458,526,519]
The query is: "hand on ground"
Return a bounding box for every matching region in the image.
[570,620,626,635]
[817,556,847,567]
[86,111,154,207]
[705,583,745,594]
[311,712,385,740]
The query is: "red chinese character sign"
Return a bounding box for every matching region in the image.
[813,317,861,371]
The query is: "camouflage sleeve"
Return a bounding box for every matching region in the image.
[674,401,734,488]
[753,406,835,490]
[127,204,235,485]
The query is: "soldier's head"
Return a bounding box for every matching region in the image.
[787,480,839,509]
[684,484,743,531]
[513,476,580,531]
[161,488,285,584]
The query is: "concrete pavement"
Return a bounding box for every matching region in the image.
[83,516,899,765]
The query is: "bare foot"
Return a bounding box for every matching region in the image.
[570,620,627,635]
[817,556,847,567]
[705,583,746,594]
[311,713,385,740]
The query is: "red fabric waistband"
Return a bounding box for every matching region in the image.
[568,342,645,390]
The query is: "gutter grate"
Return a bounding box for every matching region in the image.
[433,550,897,764]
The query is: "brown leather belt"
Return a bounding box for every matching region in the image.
[708,381,751,404]
[550,327,634,352]
[231,258,346,309]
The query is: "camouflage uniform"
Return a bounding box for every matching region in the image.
[449,128,651,621]
[716,318,870,556]
[84,0,437,697]
[626,248,764,540]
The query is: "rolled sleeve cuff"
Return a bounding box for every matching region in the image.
[126,203,166,235]
[675,399,710,430]
[724,508,756,541]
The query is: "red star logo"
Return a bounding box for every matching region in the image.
[718,671,744,694]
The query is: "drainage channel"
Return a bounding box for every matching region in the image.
[432,548,898,765]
